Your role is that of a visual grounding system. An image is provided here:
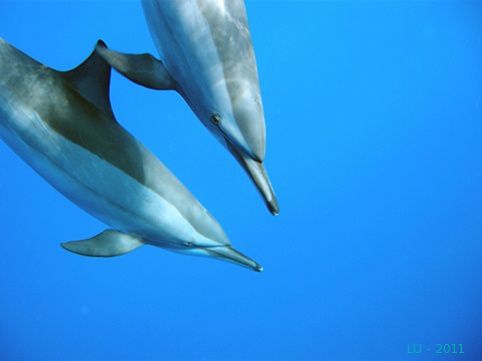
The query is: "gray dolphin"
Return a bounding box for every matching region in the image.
[0,38,262,271]
[96,0,279,215]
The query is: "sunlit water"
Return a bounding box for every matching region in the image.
[1,1,482,360]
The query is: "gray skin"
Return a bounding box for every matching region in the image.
[0,38,262,271]
[96,0,279,215]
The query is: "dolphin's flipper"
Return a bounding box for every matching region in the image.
[62,40,114,117]
[61,230,144,257]
[95,42,176,90]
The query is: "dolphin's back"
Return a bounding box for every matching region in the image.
[0,39,229,246]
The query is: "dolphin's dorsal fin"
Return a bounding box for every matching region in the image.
[62,40,114,117]
[95,43,176,90]
[61,230,144,257]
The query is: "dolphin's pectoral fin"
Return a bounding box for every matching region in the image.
[61,40,114,117]
[61,230,144,257]
[95,42,176,90]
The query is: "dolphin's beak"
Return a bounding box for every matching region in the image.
[205,245,263,272]
[226,142,279,215]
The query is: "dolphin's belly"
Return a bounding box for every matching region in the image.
[0,95,198,247]
[142,0,235,118]
[142,0,265,161]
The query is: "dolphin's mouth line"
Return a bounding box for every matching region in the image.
[223,137,280,215]
[212,116,262,163]
[196,244,230,249]
[216,122,240,155]
[204,245,263,272]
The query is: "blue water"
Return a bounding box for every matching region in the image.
[1,1,482,360]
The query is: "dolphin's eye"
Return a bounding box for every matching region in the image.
[211,114,221,126]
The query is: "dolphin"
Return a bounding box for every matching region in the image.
[95,0,279,215]
[0,38,262,272]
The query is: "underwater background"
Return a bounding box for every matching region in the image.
[1,1,482,360]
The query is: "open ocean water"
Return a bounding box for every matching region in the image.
[1,1,482,360]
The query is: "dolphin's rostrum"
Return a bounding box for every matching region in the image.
[96,0,279,215]
[0,39,262,271]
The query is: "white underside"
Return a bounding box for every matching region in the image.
[0,92,202,248]
[144,0,232,111]
[142,0,252,152]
